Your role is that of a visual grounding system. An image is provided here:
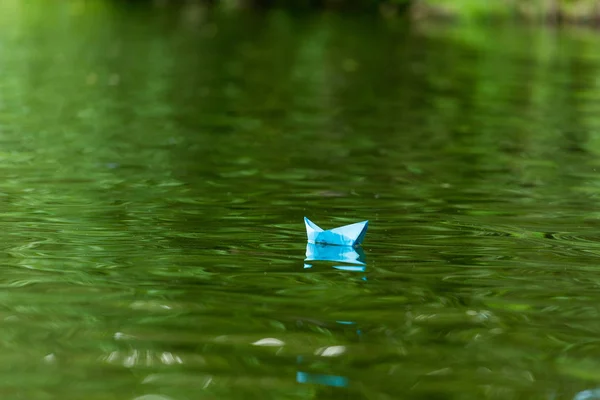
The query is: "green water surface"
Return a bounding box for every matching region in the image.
[1,2,600,399]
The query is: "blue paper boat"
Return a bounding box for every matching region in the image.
[304,217,368,247]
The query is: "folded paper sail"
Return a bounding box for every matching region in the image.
[304,217,368,247]
[305,242,366,265]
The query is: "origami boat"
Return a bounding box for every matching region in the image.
[304,217,368,247]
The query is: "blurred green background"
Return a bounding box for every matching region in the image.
[1,0,600,399]
[118,0,600,22]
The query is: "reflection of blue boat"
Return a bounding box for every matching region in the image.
[297,371,348,387]
[333,265,366,272]
[298,226,367,389]
[305,243,366,265]
[573,389,600,400]
[295,322,361,389]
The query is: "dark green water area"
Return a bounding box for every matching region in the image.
[2,1,600,399]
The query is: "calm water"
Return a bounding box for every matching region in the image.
[1,2,600,399]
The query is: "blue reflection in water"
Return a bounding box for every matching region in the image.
[299,243,366,387]
[305,243,366,265]
[574,389,600,400]
[332,265,366,272]
[295,318,362,388]
[296,371,348,387]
